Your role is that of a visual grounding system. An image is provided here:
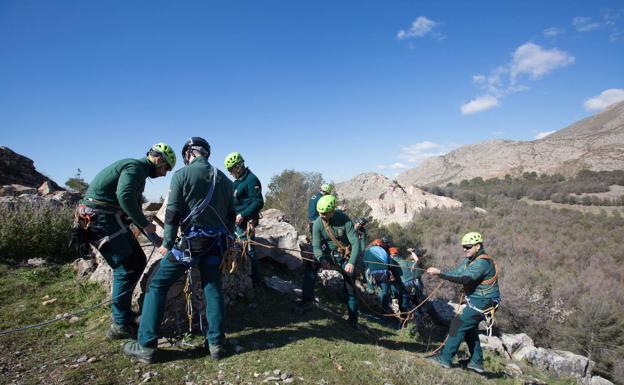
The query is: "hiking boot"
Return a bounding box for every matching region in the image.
[106,323,137,340]
[425,354,451,369]
[208,344,226,360]
[122,341,155,364]
[291,301,314,315]
[467,361,485,374]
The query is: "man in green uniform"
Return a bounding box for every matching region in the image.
[308,183,333,234]
[79,143,176,339]
[425,232,500,373]
[122,137,235,363]
[295,195,362,329]
[224,152,264,286]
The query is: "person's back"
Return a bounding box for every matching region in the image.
[163,156,233,247]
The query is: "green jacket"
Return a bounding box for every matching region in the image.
[440,249,500,299]
[232,168,264,220]
[395,258,423,282]
[83,158,154,228]
[162,156,235,249]
[312,210,360,265]
[308,191,323,222]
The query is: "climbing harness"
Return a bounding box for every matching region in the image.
[464,296,500,337]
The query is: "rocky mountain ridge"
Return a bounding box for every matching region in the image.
[398,101,624,187]
[334,172,462,225]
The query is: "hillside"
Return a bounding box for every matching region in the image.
[334,173,461,225]
[398,101,624,187]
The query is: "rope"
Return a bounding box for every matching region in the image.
[0,242,158,337]
[183,268,194,332]
[242,238,436,322]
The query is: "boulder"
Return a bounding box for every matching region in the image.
[72,258,97,279]
[88,239,253,336]
[142,201,163,211]
[38,181,58,196]
[590,376,614,385]
[520,347,594,384]
[502,333,535,357]
[479,335,511,358]
[0,185,15,197]
[254,209,302,270]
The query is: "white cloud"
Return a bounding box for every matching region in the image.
[543,27,565,38]
[397,16,439,39]
[535,130,556,139]
[573,16,601,32]
[461,95,500,115]
[378,162,409,170]
[510,43,575,83]
[583,89,624,111]
[398,141,457,163]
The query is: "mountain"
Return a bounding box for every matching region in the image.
[398,101,624,187]
[334,172,461,225]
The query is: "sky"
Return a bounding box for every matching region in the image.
[1,0,623,200]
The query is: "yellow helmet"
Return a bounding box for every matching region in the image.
[461,232,483,246]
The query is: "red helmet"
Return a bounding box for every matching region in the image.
[372,239,383,247]
[389,247,399,255]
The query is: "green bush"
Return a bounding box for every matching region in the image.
[0,203,76,263]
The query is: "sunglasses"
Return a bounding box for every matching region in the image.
[462,244,474,250]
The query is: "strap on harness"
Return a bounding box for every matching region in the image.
[321,219,351,261]
[464,296,500,337]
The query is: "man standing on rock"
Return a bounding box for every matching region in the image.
[123,137,235,363]
[78,143,176,339]
[424,232,500,373]
[295,195,362,330]
[224,151,264,287]
[307,183,333,234]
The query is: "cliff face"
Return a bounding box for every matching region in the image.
[335,172,461,225]
[397,101,624,187]
[0,146,62,190]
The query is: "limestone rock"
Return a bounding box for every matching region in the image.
[38,181,57,196]
[501,333,535,357]
[521,348,594,384]
[334,173,461,225]
[72,258,97,279]
[142,201,163,211]
[479,335,510,358]
[255,209,302,270]
[590,376,614,385]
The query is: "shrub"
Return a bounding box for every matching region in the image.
[0,203,76,263]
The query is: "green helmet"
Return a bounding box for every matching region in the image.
[224,152,244,169]
[320,183,333,194]
[461,232,483,246]
[150,143,176,169]
[317,195,336,213]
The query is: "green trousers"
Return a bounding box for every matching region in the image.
[440,296,497,365]
[90,211,146,326]
[302,259,359,324]
[138,253,224,348]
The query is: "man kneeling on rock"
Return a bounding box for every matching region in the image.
[123,137,235,363]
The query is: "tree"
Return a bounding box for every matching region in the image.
[65,168,89,194]
[264,169,324,234]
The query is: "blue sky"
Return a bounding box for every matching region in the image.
[1,0,623,200]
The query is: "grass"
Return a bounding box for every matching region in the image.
[0,261,579,385]
[521,197,624,216]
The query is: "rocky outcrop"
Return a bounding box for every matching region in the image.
[0,146,63,190]
[335,173,462,225]
[398,101,624,186]
[0,183,80,207]
[477,332,607,385]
